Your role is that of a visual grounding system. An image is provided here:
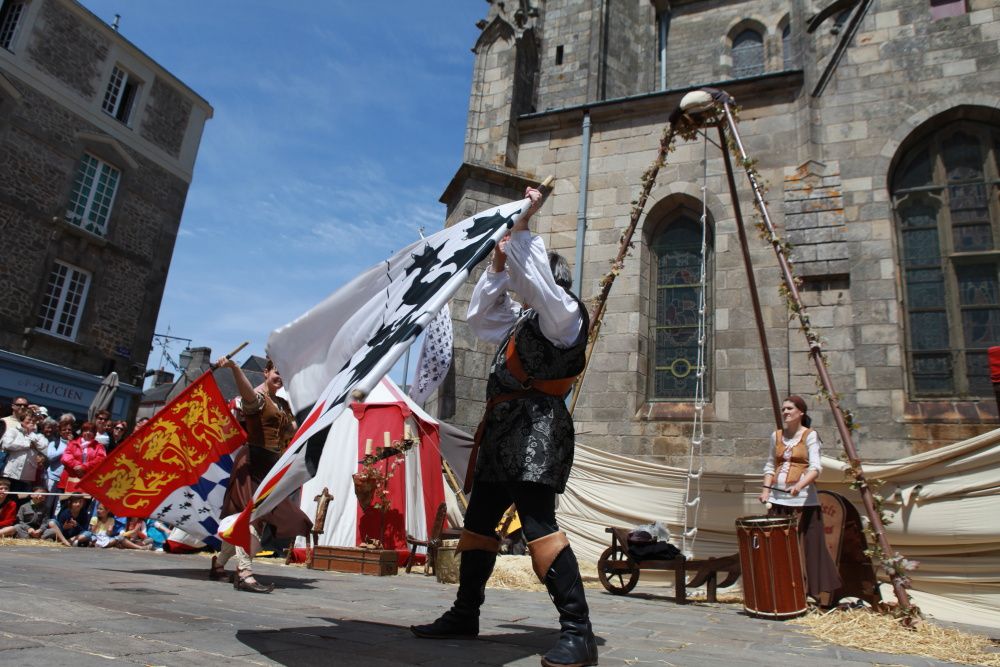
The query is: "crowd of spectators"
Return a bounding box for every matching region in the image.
[0,396,169,551]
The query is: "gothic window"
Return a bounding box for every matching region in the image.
[732,29,764,78]
[892,121,1000,398]
[65,153,121,237]
[37,261,90,340]
[102,64,141,125]
[649,213,713,400]
[930,0,967,20]
[782,24,793,70]
[0,0,25,51]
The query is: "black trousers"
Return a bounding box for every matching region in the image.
[463,480,560,542]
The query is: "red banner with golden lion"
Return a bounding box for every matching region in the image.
[81,373,246,517]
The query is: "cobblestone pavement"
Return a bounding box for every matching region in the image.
[0,546,983,666]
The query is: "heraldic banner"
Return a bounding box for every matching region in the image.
[80,372,246,518]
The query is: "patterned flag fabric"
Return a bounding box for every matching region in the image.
[409,303,453,405]
[81,373,246,527]
[219,197,533,549]
[147,452,236,549]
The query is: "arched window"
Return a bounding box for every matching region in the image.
[649,212,713,400]
[892,120,1000,397]
[732,29,764,78]
[782,24,793,70]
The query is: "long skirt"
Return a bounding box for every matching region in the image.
[768,503,842,599]
[221,445,312,540]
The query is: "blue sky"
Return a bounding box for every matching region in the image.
[77,1,487,384]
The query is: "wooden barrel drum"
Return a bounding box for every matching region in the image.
[735,515,807,619]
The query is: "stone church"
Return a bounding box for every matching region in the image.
[434,0,1000,472]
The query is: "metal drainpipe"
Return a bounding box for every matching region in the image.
[573,111,592,296]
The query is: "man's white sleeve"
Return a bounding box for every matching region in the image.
[466,268,521,345]
[505,230,584,348]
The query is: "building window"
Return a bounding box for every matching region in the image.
[732,29,764,78]
[892,121,1000,398]
[37,261,91,340]
[782,24,793,70]
[0,0,25,51]
[65,153,121,236]
[930,0,967,20]
[649,213,713,400]
[102,65,140,125]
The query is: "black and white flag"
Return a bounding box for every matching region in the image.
[218,197,533,547]
[409,303,453,406]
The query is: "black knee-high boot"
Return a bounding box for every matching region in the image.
[530,534,598,667]
[411,531,498,639]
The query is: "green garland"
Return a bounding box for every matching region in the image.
[592,99,922,623]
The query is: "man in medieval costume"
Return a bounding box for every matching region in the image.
[412,187,598,667]
[211,357,312,592]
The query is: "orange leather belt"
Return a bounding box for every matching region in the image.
[462,335,578,494]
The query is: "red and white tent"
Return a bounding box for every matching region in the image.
[298,376,446,565]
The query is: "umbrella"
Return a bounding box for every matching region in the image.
[88,371,120,421]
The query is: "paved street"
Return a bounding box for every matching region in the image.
[0,545,981,666]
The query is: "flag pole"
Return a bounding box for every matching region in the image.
[209,341,250,370]
[349,176,555,404]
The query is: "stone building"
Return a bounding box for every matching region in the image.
[0,0,212,419]
[437,0,1000,472]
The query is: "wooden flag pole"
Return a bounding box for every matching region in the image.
[210,341,250,370]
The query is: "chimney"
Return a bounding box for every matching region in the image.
[183,347,213,381]
[154,369,175,386]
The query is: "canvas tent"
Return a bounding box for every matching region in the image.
[552,427,1000,630]
[299,377,447,565]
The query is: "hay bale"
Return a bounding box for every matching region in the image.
[793,608,1000,667]
[485,555,602,592]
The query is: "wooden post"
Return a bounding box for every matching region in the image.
[716,124,782,429]
[718,101,915,615]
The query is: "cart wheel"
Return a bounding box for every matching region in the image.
[598,546,639,595]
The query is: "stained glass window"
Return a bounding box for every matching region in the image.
[782,24,793,70]
[732,30,764,79]
[892,121,1000,398]
[650,215,712,399]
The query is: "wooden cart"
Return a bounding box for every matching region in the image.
[597,527,741,603]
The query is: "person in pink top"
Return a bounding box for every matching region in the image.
[59,421,106,493]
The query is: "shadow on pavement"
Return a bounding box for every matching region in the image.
[235,617,596,666]
[97,567,322,590]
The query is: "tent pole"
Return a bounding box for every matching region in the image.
[718,101,915,617]
[716,124,782,429]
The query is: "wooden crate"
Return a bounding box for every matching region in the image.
[310,546,397,576]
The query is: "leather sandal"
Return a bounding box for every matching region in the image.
[208,555,227,581]
[233,571,274,593]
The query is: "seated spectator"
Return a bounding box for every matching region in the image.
[86,506,150,550]
[145,519,169,551]
[0,486,49,539]
[2,412,48,493]
[120,516,155,550]
[86,504,119,548]
[60,423,106,493]
[0,478,17,531]
[42,494,90,546]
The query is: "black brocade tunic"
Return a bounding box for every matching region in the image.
[474,301,589,493]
